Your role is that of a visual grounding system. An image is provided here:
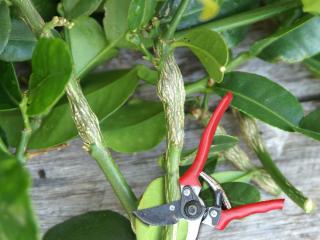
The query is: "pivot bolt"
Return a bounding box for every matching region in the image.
[210,209,218,218]
[169,205,175,211]
[183,188,191,196]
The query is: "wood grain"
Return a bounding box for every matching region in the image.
[27,29,320,239]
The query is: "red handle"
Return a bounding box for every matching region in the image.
[216,199,285,230]
[179,92,233,187]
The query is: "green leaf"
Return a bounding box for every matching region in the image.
[222,182,261,207]
[255,16,320,63]
[173,29,228,83]
[136,177,188,240]
[62,0,102,19]
[0,1,10,54]
[137,65,159,84]
[303,54,320,78]
[166,0,259,47]
[27,38,73,116]
[0,18,37,62]
[180,156,218,176]
[200,182,261,207]
[212,171,254,184]
[0,62,22,110]
[101,100,166,153]
[0,158,38,240]
[214,71,304,131]
[180,134,238,166]
[128,0,158,30]
[103,0,131,48]
[67,16,118,78]
[43,210,134,240]
[0,158,28,204]
[0,109,23,147]
[28,68,140,149]
[31,0,58,21]
[296,108,320,140]
[302,0,320,15]
[0,132,12,159]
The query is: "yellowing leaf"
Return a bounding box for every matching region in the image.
[302,0,320,15]
[199,0,220,21]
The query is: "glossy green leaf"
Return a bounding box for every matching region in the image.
[222,182,261,207]
[166,0,259,47]
[256,16,320,63]
[101,100,165,153]
[177,0,258,29]
[136,177,188,240]
[214,72,304,131]
[180,156,218,176]
[0,18,37,62]
[27,38,73,116]
[212,171,254,184]
[0,134,12,159]
[0,109,23,147]
[0,158,28,204]
[173,29,228,83]
[202,170,255,191]
[302,0,320,15]
[43,210,134,240]
[201,182,261,207]
[304,54,320,78]
[62,0,102,19]
[221,27,249,48]
[0,62,21,110]
[0,158,38,240]
[103,0,131,47]
[28,68,140,149]
[0,1,10,54]
[128,0,157,30]
[300,108,320,132]
[180,134,238,166]
[67,16,118,78]
[296,108,320,140]
[31,0,59,21]
[137,65,158,84]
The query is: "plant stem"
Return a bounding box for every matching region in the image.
[157,52,185,240]
[164,0,191,40]
[66,72,138,220]
[235,110,316,213]
[90,144,137,220]
[176,0,300,37]
[16,96,32,163]
[227,52,253,71]
[185,78,209,95]
[11,0,137,220]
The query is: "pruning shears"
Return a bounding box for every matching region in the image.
[134,92,285,240]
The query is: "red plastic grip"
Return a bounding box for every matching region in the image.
[215,199,285,230]
[179,92,233,187]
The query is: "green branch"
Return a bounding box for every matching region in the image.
[11,0,137,221]
[157,52,186,240]
[164,0,191,40]
[16,96,32,163]
[235,110,316,213]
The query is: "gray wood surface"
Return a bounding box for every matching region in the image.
[27,29,320,239]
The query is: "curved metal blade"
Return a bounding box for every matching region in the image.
[134,201,182,226]
[186,218,203,240]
